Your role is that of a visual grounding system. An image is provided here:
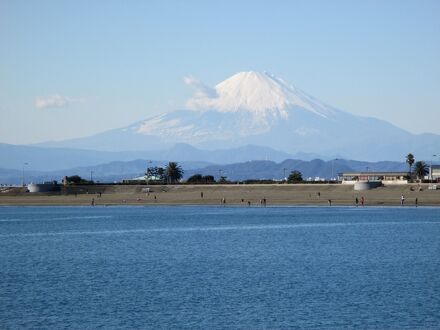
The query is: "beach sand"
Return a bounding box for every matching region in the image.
[0,183,439,206]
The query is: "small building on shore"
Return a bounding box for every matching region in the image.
[341,172,408,185]
[429,165,440,182]
[122,174,164,184]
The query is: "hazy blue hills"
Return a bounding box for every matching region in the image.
[0,157,407,185]
[184,159,407,181]
[1,142,319,172]
[0,143,151,171]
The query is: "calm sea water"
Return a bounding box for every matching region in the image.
[1,206,440,329]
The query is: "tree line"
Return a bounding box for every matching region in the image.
[62,154,434,186]
[144,162,304,184]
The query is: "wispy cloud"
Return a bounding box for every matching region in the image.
[183,76,218,99]
[34,94,85,109]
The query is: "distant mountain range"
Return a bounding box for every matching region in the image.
[0,157,407,185]
[0,159,208,185]
[33,71,439,161]
[0,142,325,172]
[184,159,408,181]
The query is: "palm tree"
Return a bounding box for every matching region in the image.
[406,153,415,178]
[165,162,183,184]
[414,161,429,181]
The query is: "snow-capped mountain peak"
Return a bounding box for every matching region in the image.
[187,71,334,119]
[135,71,341,142]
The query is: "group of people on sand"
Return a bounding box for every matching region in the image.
[354,196,365,206]
[220,197,267,206]
[400,195,418,207]
[88,190,420,207]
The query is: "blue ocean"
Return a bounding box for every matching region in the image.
[1,206,439,329]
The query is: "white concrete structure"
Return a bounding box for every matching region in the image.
[27,182,60,193]
[341,172,408,186]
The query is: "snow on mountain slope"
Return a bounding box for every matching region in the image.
[187,71,336,118]
[135,71,341,141]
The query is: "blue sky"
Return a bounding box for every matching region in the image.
[1,0,439,144]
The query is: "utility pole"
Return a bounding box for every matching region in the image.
[90,170,94,183]
[22,162,28,187]
[331,159,338,183]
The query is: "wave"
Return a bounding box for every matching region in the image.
[1,221,439,238]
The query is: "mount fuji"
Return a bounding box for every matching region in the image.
[38,71,439,161]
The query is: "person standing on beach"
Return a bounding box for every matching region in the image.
[361,196,364,206]
[415,197,418,207]
[201,191,204,199]
[355,197,359,206]
[401,195,405,205]
[91,198,95,206]
[328,199,332,206]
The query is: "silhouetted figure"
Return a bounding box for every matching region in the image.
[361,196,364,206]
[91,198,95,206]
[201,191,204,198]
[328,199,332,206]
[415,197,418,207]
[355,197,359,206]
[247,201,251,206]
[401,195,405,206]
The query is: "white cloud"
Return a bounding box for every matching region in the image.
[34,94,86,110]
[183,76,218,99]
[183,75,218,110]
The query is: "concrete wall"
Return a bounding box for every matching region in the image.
[27,183,61,193]
[382,180,408,185]
[354,181,382,191]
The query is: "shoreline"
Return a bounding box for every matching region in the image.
[1,183,438,207]
[0,204,438,209]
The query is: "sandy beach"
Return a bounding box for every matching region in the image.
[0,183,439,206]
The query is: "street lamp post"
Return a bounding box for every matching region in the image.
[331,159,339,183]
[22,162,28,187]
[432,154,438,184]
